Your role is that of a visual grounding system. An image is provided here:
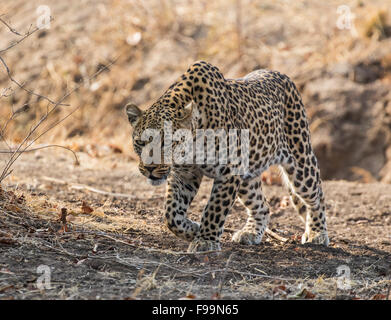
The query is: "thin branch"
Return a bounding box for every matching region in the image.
[0,87,13,98]
[0,104,29,139]
[41,176,157,200]
[0,55,120,182]
[265,228,289,243]
[0,16,53,53]
[0,144,79,165]
[0,56,69,107]
[216,253,234,297]
[0,16,22,36]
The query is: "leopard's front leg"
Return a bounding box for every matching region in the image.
[188,175,241,252]
[165,169,203,241]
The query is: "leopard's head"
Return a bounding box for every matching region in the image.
[125,101,194,186]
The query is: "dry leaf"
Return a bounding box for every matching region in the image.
[81,202,94,214]
[292,235,302,242]
[372,293,386,300]
[301,288,316,299]
[273,285,287,294]
[211,292,221,300]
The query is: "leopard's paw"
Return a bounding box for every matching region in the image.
[301,231,329,246]
[187,238,221,253]
[183,221,200,241]
[232,229,262,245]
[168,220,200,241]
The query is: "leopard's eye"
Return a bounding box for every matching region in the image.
[135,139,146,148]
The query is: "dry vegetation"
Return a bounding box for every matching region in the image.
[0,0,391,300]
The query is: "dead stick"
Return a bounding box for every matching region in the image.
[265,228,289,243]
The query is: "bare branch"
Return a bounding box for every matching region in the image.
[0,87,13,98]
[0,144,79,165]
[0,55,120,182]
[0,16,53,53]
[0,14,120,183]
[0,16,22,36]
[0,55,69,107]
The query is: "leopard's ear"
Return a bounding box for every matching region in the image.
[177,101,195,129]
[177,101,194,128]
[179,101,193,120]
[125,103,142,126]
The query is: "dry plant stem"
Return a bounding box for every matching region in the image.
[0,16,23,36]
[0,18,65,106]
[0,15,55,53]
[41,176,140,199]
[0,16,119,182]
[265,228,289,243]
[0,24,38,53]
[0,55,120,183]
[217,253,234,296]
[1,106,30,153]
[0,56,69,107]
[0,144,79,165]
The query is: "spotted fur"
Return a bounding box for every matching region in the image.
[126,61,329,252]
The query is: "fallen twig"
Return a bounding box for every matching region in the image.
[41,176,138,199]
[0,144,79,165]
[265,228,289,243]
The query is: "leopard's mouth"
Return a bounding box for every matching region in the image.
[147,174,169,186]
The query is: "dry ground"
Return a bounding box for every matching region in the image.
[1,0,391,301]
[0,150,390,300]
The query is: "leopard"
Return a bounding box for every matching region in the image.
[125,60,329,253]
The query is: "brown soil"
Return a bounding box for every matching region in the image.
[1,151,390,300]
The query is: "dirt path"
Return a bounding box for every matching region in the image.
[0,150,390,299]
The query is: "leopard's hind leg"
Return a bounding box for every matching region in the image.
[280,153,329,246]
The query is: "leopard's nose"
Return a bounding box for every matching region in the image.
[144,166,155,173]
